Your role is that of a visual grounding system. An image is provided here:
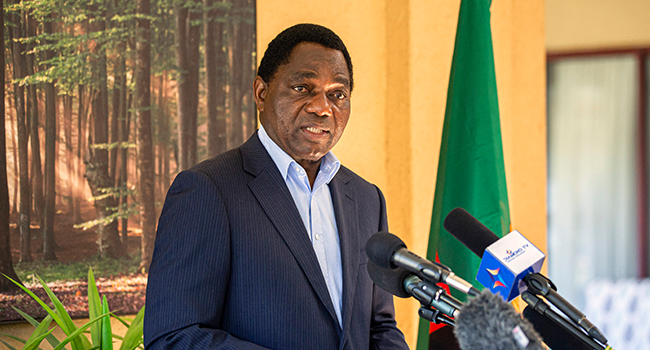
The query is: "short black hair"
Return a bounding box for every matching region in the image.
[257,23,354,92]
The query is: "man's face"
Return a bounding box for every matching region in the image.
[254,42,351,168]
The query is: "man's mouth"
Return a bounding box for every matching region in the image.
[305,126,328,134]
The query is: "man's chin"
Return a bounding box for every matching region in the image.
[294,150,329,164]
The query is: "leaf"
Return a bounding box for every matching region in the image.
[34,275,86,350]
[110,314,131,329]
[0,333,26,344]
[0,338,19,350]
[2,275,65,332]
[21,313,64,350]
[52,313,110,350]
[119,307,144,350]
[10,307,40,328]
[87,268,102,348]
[101,295,114,350]
[22,328,56,350]
[20,313,57,349]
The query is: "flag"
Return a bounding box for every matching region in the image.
[415,0,510,349]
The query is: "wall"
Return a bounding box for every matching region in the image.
[546,0,650,51]
[258,0,547,347]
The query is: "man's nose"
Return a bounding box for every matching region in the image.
[304,92,333,118]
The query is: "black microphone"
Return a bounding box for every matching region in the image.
[454,290,545,350]
[367,260,463,319]
[366,231,480,296]
[443,207,500,257]
[522,305,594,350]
[443,207,608,346]
[521,291,606,350]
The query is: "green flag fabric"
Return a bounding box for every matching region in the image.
[415,0,510,349]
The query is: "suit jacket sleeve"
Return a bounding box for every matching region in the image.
[144,170,271,350]
[369,185,410,350]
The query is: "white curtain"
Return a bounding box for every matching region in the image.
[547,54,639,309]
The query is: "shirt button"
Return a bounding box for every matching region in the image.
[315,234,321,240]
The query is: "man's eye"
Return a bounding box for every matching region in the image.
[334,92,347,100]
[293,86,306,92]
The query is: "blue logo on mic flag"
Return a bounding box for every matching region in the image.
[476,230,545,302]
[486,267,507,288]
[477,250,517,300]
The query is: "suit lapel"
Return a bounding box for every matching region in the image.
[329,169,360,345]
[242,133,340,328]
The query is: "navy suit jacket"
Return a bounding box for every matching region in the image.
[144,132,409,350]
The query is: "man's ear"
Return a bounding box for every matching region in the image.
[253,76,267,113]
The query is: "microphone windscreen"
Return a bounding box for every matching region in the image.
[522,306,592,350]
[366,260,411,298]
[454,290,545,350]
[443,208,500,257]
[365,232,406,269]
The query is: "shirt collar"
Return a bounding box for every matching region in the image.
[258,125,341,184]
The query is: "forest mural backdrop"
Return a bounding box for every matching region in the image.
[0,0,256,323]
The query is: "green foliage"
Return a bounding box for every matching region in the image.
[1,269,144,350]
[14,254,141,284]
[73,186,139,230]
[89,142,136,151]
[73,202,139,230]
[84,185,135,202]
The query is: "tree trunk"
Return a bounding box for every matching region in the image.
[119,90,131,246]
[175,5,189,171]
[86,13,122,259]
[0,0,22,291]
[156,75,164,202]
[205,0,217,159]
[188,9,200,165]
[231,0,256,145]
[136,0,156,272]
[9,99,19,217]
[41,15,58,261]
[242,0,257,138]
[175,3,200,170]
[205,0,228,157]
[108,3,120,186]
[110,72,121,185]
[228,8,243,148]
[64,95,73,214]
[74,84,86,224]
[11,3,32,263]
[162,74,170,194]
[25,14,44,231]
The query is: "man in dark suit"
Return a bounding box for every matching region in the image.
[144,23,409,350]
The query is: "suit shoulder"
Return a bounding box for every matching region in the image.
[186,148,245,183]
[164,148,249,199]
[337,165,383,195]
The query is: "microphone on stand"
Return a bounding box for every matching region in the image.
[521,294,598,350]
[443,208,545,302]
[367,260,462,323]
[366,231,480,296]
[454,290,546,350]
[443,207,609,347]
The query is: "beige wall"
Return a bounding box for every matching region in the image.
[547,0,650,51]
[258,0,547,348]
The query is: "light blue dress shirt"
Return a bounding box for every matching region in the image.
[258,125,343,327]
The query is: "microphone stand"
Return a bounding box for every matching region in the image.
[522,291,605,350]
[523,273,608,344]
[418,306,455,327]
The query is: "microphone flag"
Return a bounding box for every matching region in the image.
[476,230,545,302]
